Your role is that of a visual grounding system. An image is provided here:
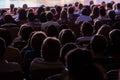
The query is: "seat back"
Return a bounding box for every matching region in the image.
[0,71,23,80]
[30,68,64,80]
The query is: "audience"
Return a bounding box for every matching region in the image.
[0,1,120,80]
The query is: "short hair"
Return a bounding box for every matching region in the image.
[108,10,116,20]
[90,35,108,54]
[0,28,12,46]
[99,7,106,16]
[68,7,75,14]
[27,12,35,22]
[41,37,61,61]
[60,43,77,65]
[109,29,120,45]
[81,8,90,16]
[30,31,47,50]
[65,48,93,71]
[58,29,76,45]
[81,22,93,36]
[18,24,33,41]
[46,12,53,21]
[46,25,59,37]
[96,24,111,40]
[116,3,120,9]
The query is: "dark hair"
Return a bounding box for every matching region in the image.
[27,12,35,22]
[30,31,47,50]
[107,3,113,9]
[39,12,47,22]
[46,25,59,37]
[65,48,93,71]
[68,7,75,14]
[108,10,116,20]
[60,43,77,65]
[78,3,83,9]
[41,37,61,62]
[46,12,53,21]
[91,6,99,19]
[116,3,120,9]
[81,8,90,16]
[81,22,93,36]
[3,14,14,23]
[18,24,33,41]
[94,20,103,34]
[18,8,27,20]
[58,29,76,45]
[0,28,12,46]
[109,29,120,45]
[99,7,106,16]
[90,35,108,55]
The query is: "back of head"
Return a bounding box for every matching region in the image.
[78,3,83,10]
[107,3,113,9]
[23,4,28,10]
[60,43,77,65]
[18,8,27,20]
[109,29,120,45]
[81,22,93,36]
[65,48,93,72]
[30,31,47,50]
[81,8,90,16]
[112,21,120,30]
[74,2,79,7]
[68,7,75,14]
[55,6,62,14]
[41,37,61,62]
[66,48,105,80]
[39,12,47,22]
[99,7,106,16]
[0,38,6,60]
[90,0,94,5]
[97,24,111,40]
[18,24,33,41]
[0,28,12,46]
[91,6,99,18]
[46,25,59,37]
[116,3,120,10]
[108,10,116,20]
[46,12,53,21]
[90,35,108,55]
[94,20,103,33]
[10,4,14,10]
[58,29,76,45]
[3,13,14,23]
[27,12,35,22]
[59,24,69,32]
[60,10,67,20]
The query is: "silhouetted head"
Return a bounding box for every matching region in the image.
[30,31,47,50]
[90,35,108,55]
[46,25,59,37]
[60,43,77,65]
[58,29,76,45]
[81,22,93,36]
[41,37,61,62]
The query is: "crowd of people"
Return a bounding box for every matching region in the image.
[0,0,120,80]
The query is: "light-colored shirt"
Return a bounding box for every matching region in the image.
[75,15,92,24]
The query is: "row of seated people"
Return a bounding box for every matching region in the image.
[0,1,120,28]
[0,1,120,80]
[0,19,120,80]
